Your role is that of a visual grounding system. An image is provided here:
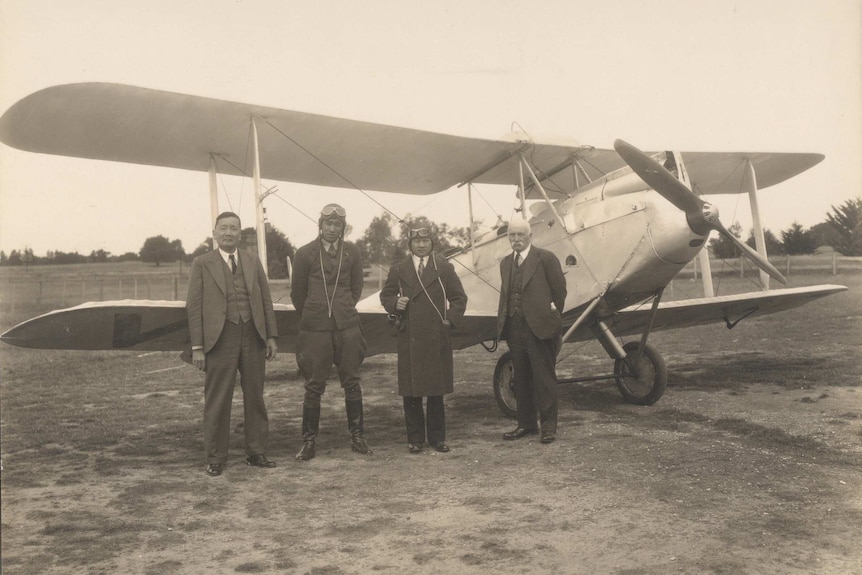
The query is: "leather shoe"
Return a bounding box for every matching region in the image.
[540,432,556,444]
[408,443,423,454]
[502,427,538,441]
[431,442,450,453]
[246,454,276,468]
[206,463,223,476]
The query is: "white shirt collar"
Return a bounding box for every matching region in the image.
[321,239,339,252]
[412,253,428,269]
[218,248,238,266]
[514,245,531,263]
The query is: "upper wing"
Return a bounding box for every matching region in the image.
[682,151,824,196]
[0,83,822,197]
[0,82,535,195]
[565,284,848,342]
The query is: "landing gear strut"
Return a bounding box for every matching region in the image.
[491,290,668,417]
[614,341,667,405]
[491,341,667,417]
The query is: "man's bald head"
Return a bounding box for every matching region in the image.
[508,218,531,234]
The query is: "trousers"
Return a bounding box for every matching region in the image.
[505,313,559,433]
[203,319,268,464]
[297,324,365,407]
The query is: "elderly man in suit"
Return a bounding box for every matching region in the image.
[380,227,468,454]
[187,211,279,476]
[497,217,567,444]
[291,203,372,461]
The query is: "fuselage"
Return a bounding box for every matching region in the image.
[448,167,708,319]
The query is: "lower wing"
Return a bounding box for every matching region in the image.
[0,285,845,352]
[575,284,848,342]
[0,300,499,356]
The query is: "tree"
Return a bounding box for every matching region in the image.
[824,197,862,256]
[262,226,295,280]
[7,250,22,266]
[88,249,110,263]
[708,221,742,259]
[189,238,213,261]
[0,251,6,265]
[140,235,184,266]
[780,222,817,255]
[239,225,295,279]
[355,213,399,265]
[52,251,87,264]
[809,222,839,250]
[745,228,783,255]
[114,252,139,262]
[21,248,36,269]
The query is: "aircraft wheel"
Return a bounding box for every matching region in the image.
[614,341,667,405]
[493,351,518,418]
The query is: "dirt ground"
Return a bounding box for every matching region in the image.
[1,273,861,574]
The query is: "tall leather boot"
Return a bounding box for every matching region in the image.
[345,398,372,454]
[295,406,319,461]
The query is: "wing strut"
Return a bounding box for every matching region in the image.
[631,287,664,365]
[251,118,268,276]
[520,154,569,233]
[208,155,219,241]
[561,292,604,344]
[745,159,770,290]
[672,150,715,297]
[467,183,478,268]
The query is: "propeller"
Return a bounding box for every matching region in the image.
[614,139,786,284]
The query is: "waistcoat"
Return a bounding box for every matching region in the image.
[224,256,252,324]
[508,262,524,317]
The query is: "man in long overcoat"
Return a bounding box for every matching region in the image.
[380,227,468,453]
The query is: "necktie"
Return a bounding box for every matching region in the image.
[229,254,237,274]
[514,252,521,268]
[327,244,337,258]
[417,257,425,276]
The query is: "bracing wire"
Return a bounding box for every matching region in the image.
[259,117,403,223]
[256,116,518,291]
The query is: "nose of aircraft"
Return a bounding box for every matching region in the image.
[614,139,786,285]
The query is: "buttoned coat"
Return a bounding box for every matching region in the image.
[291,239,364,331]
[186,249,278,353]
[496,246,567,341]
[380,254,468,397]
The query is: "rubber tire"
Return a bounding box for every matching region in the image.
[614,341,667,405]
[492,351,518,418]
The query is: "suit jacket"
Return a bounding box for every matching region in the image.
[186,249,278,353]
[290,238,364,331]
[380,253,468,396]
[496,245,567,341]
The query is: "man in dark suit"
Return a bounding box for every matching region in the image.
[187,211,279,476]
[380,227,468,454]
[496,217,567,444]
[291,203,372,461]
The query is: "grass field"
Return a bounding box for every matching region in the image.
[1,269,860,574]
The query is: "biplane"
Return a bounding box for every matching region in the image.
[0,83,846,416]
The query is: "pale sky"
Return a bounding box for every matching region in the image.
[1,0,859,256]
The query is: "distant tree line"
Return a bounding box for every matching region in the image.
[708,197,862,258]
[3,196,860,268]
